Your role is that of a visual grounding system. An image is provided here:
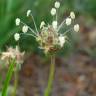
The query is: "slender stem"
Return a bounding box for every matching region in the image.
[56,9,58,22]
[20,21,38,36]
[30,14,39,33]
[2,59,16,96]
[57,19,66,32]
[44,55,55,96]
[12,69,18,96]
[62,27,73,36]
[57,16,70,32]
[20,33,37,38]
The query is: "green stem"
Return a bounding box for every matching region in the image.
[2,59,15,96]
[12,69,18,96]
[44,55,55,96]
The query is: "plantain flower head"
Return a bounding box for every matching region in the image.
[1,46,24,64]
[15,1,80,54]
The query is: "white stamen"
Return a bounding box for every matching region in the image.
[22,25,28,33]
[40,21,45,29]
[55,1,60,8]
[51,8,56,16]
[65,18,72,26]
[20,21,37,36]
[14,33,20,41]
[15,18,20,26]
[27,10,31,17]
[59,35,66,47]
[52,21,58,29]
[74,24,79,32]
[70,12,75,19]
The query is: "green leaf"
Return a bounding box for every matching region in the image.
[2,60,15,96]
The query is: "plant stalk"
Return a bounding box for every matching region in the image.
[44,55,55,96]
[12,68,18,96]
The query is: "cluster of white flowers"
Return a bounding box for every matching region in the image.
[14,1,80,54]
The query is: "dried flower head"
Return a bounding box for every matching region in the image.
[1,46,24,64]
[15,1,80,54]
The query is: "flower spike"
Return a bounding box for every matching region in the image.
[15,1,80,54]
